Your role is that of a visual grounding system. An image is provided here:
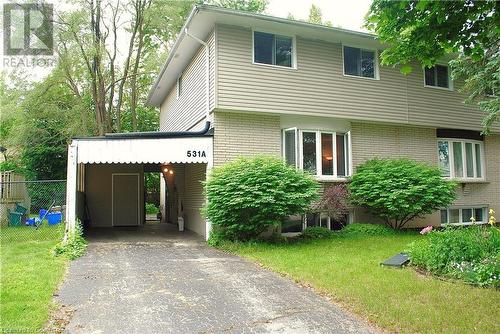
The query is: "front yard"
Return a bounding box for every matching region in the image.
[0,226,68,333]
[218,232,500,334]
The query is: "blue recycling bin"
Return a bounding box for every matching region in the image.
[47,212,62,225]
[39,209,48,219]
[26,217,36,226]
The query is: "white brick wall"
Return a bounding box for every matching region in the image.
[351,122,437,167]
[212,115,500,227]
[213,111,281,166]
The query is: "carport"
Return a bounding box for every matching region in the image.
[65,125,213,240]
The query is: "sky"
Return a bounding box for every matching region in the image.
[266,0,372,32]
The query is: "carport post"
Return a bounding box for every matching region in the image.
[205,159,213,241]
[65,141,78,241]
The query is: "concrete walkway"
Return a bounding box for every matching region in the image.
[55,224,377,334]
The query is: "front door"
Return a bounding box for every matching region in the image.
[112,173,140,226]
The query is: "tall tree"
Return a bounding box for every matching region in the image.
[308,4,332,26]
[366,0,499,133]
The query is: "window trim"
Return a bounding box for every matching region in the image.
[252,29,297,70]
[341,44,380,80]
[437,138,485,181]
[441,207,488,226]
[294,129,351,180]
[423,64,453,91]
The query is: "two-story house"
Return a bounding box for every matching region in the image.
[65,5,499,238]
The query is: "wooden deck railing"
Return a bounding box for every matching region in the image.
[0,171,27,202]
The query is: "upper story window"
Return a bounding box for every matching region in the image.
[176,75,183,98]
[438,139,484,180]
[253,31,294,68]
[424,65,450,89]
[343,46,377,79]
[283,128,351,179]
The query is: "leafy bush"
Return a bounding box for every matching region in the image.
[408,226,500,287]
[301,226,335,239]
[54,220,87,260]
[338,223,396,237]
[207,228,227,247]
[204,156,319,241]
[313,184,349,222]
[349,158,457,229]
[145,202,158,214]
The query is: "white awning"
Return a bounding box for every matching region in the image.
[74,136,213,164]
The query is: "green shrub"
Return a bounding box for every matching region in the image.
[207,228,227,247]
[408,226,500,287]
[338,223,395,237]
[204,156,319,241]
[53,220,87,260]
[301,226,334,239]
[349,158,457,229]
[145,202,158,214]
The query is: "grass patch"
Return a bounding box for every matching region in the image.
[1,225,68,333]
[218,233,500,334]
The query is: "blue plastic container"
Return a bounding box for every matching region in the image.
[39,209,48,219]
[47,212,62,225]
[26,217,36,226]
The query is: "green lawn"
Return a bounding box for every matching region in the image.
[1,225,68,333]
[219,233,500,334]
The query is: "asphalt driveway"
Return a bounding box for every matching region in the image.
[55,225,376,334]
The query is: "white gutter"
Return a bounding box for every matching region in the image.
[146,6,199,106]
[184,28,210,121]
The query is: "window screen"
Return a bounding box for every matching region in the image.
[302,132,317,174]
[321,133,333,176]
[284,129,297,166]
[344,46,375,78]
[254,31,293,67]
[425,65,449,88]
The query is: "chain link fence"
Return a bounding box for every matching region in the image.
[0,180,67,243]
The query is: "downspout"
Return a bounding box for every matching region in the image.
[185,28,210,122]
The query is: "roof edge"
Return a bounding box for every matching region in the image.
[146,5,200,106]
[199,4,376,39]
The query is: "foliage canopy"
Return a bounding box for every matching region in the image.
[366,0,499,133]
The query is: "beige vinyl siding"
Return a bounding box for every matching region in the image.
[160,30,215,131]
[183,163,207,236]
[406,73,489,130]
[209,28,216,111]
[84,164,144,227]
[216,25,498,132]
